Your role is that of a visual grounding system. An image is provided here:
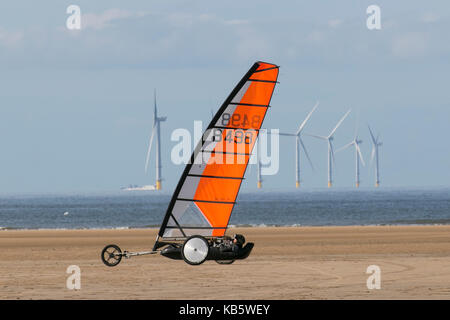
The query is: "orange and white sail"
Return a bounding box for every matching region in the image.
[158,61,279,238]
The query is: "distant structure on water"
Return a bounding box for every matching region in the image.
[337,116,365,188]
[121,96,382,190]
[368,125,382,187]
[307,109,351,188]
[123,90,166,191]
[255,105,385,189]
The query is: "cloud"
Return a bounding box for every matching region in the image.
[421,12,439,23]
[82,8,145,30]
[0,27,23,47]
[392,32,428,58]
[306,30,325,44]
[2,5,446,71]
[328,19,342,28]
[234,26,270,60]
[224,19,249,26]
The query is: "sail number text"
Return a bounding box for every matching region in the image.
[221,113,261,128]
[212,128,254,144]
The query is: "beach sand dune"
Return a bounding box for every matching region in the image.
[1,226,450,299]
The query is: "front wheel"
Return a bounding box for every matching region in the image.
[182,236,209,265]
[101,244,122,267]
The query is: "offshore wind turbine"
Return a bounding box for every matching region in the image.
[307,109,351,188]
[144,90,167,190]
[258,102,319,188]
[337,120,365,187]
[279,102,319,188]
[368,125,382,187]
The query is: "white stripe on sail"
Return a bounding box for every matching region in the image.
[230,81,251,104]
[178,176,201,199]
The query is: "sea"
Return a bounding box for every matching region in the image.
[0,188,449,230]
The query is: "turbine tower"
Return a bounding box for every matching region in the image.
[144,90,167,190]
[256,136,262,188]
[337,122,365,187]
[308,109,351,188]
[255,129,270,189]
[368,125,382,187]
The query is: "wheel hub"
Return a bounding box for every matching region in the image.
[183,237,209,264]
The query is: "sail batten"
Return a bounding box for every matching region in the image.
[187,174,244,180]
[228,102,271,107]
[157,61,279,238]
[177,198,237,204]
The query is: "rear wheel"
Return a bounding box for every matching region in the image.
[215,259,235,265]
[182,236,209,265]
[101,244,122,267]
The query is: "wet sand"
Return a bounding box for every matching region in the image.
[1,226,450,299]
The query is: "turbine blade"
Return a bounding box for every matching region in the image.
[299,137,314,170]
[336,141,354,153]
[370,146,375,165]
[145,126,156,174]
[278,133,297,136]
[305,133,328,140]
[354,109,360,138]
[296,101,319,135]
[153,89,157,124]
[264,131,295,136]
[357,144,365,166]
[329,109,351,137]
[367,125,377,144]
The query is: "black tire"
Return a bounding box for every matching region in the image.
[215,260,235,265]
[181,235,209,265]
[101,244,122,267]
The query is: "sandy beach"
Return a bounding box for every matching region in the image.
[1,225,450,299]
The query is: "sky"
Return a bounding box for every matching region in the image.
[0,1,449,193]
